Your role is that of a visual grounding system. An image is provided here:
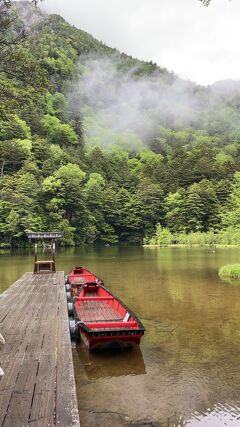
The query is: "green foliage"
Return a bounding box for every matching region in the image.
[41,115,79,145]
[216,227,240,246]
[149,224,173,246]
[173,232,213,246]
[219,264,240,281]
[46,92,67,118]
[221,172,240,228]
[164,191,184,233]
[0,1,48,120]
[0,116,31,141]
[148,228,240,247]
[0,2,239,247]
[0,139,32,176]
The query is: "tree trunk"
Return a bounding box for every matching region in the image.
[0,161,4,177]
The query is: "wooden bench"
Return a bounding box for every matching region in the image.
[78,296,114,301]
[34,260,56,274]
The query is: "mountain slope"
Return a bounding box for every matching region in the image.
[0,1,240,247]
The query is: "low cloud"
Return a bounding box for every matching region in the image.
[67,54,206,149]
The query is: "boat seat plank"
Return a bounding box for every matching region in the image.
[86,321,137,328]
[78,296,113,301]
[78,299,123,322]
[85,291,98,297]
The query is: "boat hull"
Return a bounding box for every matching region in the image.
[73,282,145,351]
[80,329,143,350]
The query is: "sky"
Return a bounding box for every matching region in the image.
[40,0,240,86]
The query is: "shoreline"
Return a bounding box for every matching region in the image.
[143,244,239,248]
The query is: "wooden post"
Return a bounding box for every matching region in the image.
[34,241,38,263]
[52,240,56,263]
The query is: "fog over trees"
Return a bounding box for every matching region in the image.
[0,1,239,247]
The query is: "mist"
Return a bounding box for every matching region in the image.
[67,54,207,150]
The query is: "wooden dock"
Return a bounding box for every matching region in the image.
[0,272,80,427]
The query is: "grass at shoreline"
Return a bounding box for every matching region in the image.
[144,228,240,248]
[143,244,239,248]
[219,264,240,280]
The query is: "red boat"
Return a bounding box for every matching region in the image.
[67,266,103,299]
[72,282,145,350]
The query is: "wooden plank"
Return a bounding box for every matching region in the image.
[79,298,123,323]
[0,275,49,425]
[0,271,80,427]
[0,274,35,324]
[55,273,80,427]
[2,359,39,427]
[29,355,56,427]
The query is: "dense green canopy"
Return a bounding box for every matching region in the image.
[0,1,239,247]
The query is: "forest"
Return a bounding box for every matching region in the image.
[1,1,240,247]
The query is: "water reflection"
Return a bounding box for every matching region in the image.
[75,343,146,380]
[3,246,240,426]
[186,401,240,426]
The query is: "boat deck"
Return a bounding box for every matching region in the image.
[79,291,122,322]
[0,272,80,427]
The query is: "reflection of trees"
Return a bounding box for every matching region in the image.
[110,248,240,424]
[71,248,240,426]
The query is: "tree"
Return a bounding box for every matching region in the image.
[0,171,44,246]
[41,115,79,146]
[0,139,32,176]
[136,180,164,236]
[164,191,185,233]
[42,163,86,243]
[41,144,67,176]
[151,224,173,246]
[192,180,219,230]
[86,146,110,179]
[0,1,47,119]
[2,208,20,246]
[222,172,240,228]
[0,115,31,141]
[83,174,121,243]
[181,189,205,233]
[134,150,163,181]
[114,188,144,243]
[31,136,51,169]
[46,92,67,119]
[84,173,105,209]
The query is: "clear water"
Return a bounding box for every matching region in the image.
[1,246,240,426]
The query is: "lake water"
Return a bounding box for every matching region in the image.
[1,246,240,426]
